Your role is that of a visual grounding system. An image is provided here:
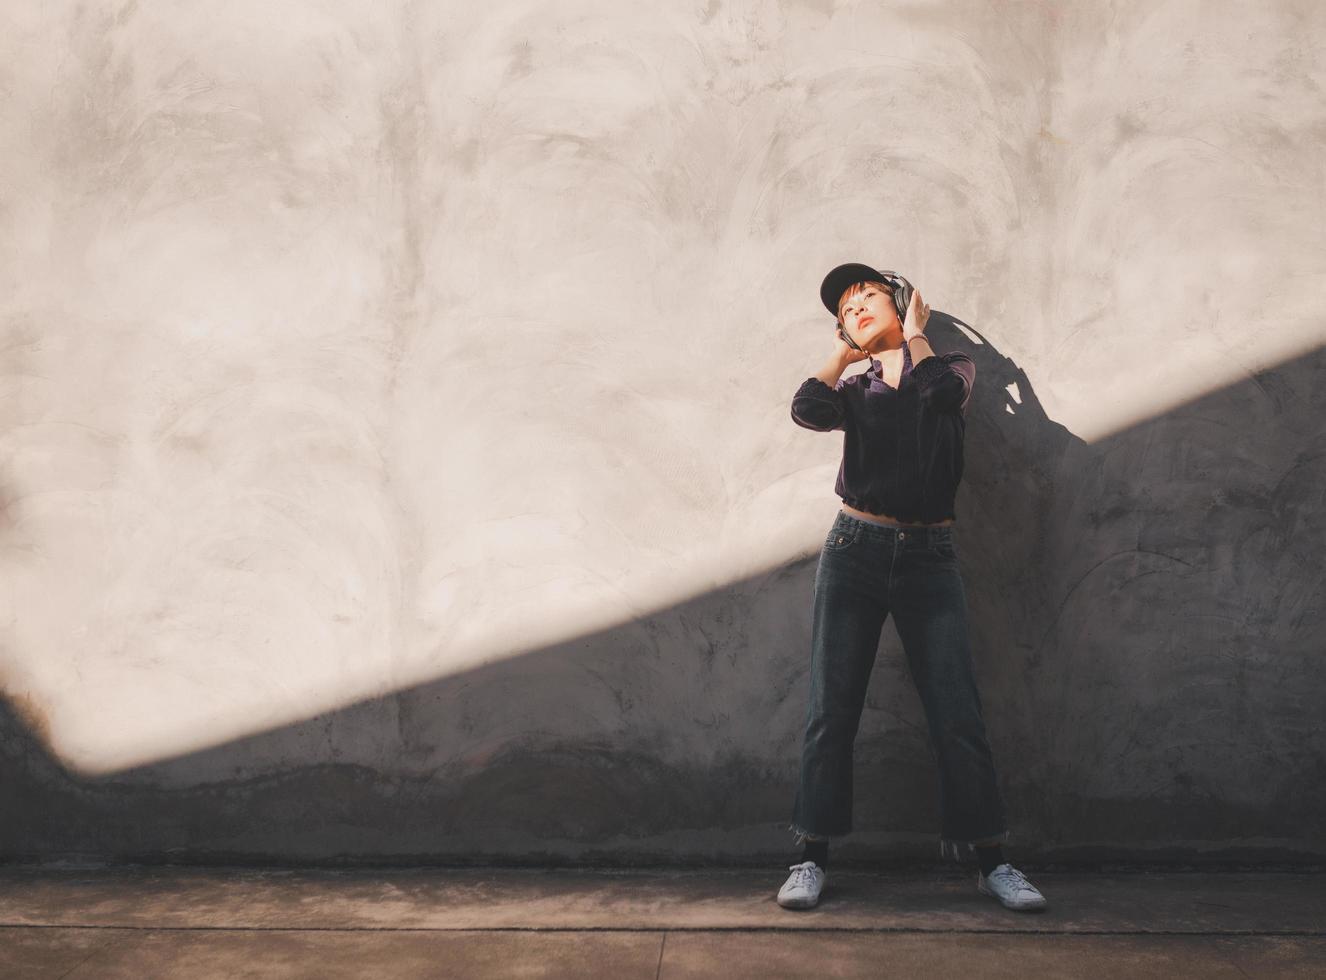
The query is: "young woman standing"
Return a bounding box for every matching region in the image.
[777,263,1046,912]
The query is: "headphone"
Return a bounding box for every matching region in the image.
[835,271,916,353]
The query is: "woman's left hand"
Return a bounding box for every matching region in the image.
[903,288,931,340]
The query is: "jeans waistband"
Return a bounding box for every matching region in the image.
[835,509,955,544]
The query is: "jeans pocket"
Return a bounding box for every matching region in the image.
[930,535,958,561]
[823,523,859,553]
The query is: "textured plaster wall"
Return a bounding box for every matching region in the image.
[2,0,1324,864]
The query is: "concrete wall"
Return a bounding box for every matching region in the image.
[2,1,1324,864]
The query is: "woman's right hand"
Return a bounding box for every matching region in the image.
[832,327,872,365]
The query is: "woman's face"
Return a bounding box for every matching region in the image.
[837,282,899,353]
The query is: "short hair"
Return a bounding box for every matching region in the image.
[836,280,894,325]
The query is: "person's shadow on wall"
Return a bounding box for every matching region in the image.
[3,313,1324,866]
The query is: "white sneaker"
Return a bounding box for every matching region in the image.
[978,863,1047,911]
[777,860,826,909]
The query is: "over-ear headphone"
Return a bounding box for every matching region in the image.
[835,271,915,352]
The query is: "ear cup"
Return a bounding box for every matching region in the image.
[893,277,913,323]
[837,325,865,352]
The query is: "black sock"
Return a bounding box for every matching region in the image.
[801,839,829,869]
[976,844,1005,876]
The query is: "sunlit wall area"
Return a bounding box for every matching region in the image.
[1,1,1323,863]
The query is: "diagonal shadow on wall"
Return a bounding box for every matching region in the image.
[3,318,1324,867]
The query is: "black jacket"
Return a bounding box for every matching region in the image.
[791,344,975,523]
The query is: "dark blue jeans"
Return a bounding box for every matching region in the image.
[790,510,1007,860]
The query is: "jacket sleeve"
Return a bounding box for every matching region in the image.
[790,376,847,432]
[911,351,975,414]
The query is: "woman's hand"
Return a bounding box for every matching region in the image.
[903,288,931,341]
[832,326,872,365]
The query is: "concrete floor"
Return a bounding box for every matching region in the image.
[0,866,1322,978]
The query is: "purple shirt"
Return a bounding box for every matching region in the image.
[790,342,977,523]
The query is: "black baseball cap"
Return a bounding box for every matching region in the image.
[819,263,906,320]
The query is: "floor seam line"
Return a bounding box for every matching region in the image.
[2,925,1324,937]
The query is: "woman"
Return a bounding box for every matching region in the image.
[777,262,1046,912]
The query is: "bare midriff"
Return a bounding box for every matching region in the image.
[840,503,954,528]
